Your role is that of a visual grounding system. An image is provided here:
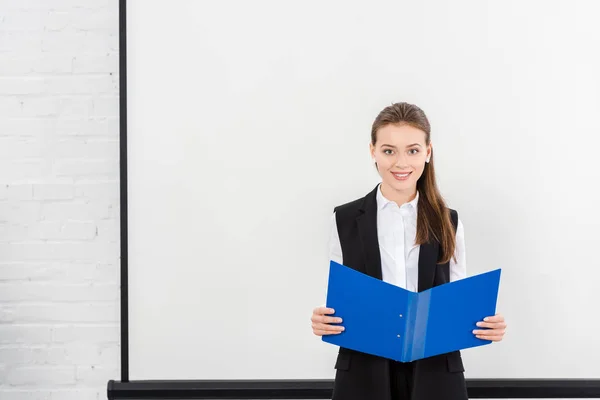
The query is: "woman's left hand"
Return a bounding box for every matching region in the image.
[473,313,506,342]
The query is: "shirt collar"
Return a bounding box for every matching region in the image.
[376,183,419,212]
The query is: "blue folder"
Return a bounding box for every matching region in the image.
[322,261,501,362]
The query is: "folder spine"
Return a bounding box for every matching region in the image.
[411,290,432,361]
[401,294,419,362]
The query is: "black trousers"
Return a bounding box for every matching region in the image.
[390,360,415,400]
[331,349,468,400]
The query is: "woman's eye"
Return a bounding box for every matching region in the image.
[408,149,419,155]
[383,149,394,155]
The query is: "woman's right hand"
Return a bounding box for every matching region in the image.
[311,306,345,336]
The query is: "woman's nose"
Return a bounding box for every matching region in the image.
[394,154,409,168]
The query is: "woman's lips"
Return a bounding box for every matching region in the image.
[392,171,412,181]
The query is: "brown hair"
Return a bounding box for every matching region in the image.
[371,102,456,264]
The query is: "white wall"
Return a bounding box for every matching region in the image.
[0,1,120,399]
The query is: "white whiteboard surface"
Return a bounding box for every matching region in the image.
[126,0,600,380]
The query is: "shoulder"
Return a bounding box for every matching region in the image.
[333,197,363,215]
[446,207,462,234]
[332,194,367,229]
[447,206,458,222]
[332,198,363,229]
[333,184,379,217]
[448,207,458,219]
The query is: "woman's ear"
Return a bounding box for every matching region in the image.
[369,142,376,161]
[426,143,433,163]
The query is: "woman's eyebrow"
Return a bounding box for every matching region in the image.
[381,143,423,148]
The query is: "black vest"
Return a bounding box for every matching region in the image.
[331,185,467,400]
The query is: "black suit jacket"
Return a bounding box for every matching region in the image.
[331,185,468,400]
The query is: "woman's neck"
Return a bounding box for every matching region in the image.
[379,182,418,207]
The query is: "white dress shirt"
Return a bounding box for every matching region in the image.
[329,184,467,291]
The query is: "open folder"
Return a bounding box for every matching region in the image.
[322,261,501,362]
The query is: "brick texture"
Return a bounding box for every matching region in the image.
[0,1,120,399]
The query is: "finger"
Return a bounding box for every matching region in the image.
[473,329,505,336]
[483,314,504,323]
[316,315,343,324]
[314,329,342,336]
[476,321,507,329]
[311,312,341,323]
[476,334,503,341]
[313,323,345,332]
[314,306,335,315]
[310,314,340,324]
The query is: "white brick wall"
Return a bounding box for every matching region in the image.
[0,1,120,399]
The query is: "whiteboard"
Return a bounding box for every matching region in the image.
[125,0,600,381]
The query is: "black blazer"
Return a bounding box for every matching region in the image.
[331,185,468,400]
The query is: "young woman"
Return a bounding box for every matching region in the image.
[311,102,507,400]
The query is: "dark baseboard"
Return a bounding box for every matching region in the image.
[107,379,600,399]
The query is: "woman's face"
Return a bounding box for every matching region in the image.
[369,123,432,193]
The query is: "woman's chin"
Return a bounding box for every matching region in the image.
[384,179,413,191]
